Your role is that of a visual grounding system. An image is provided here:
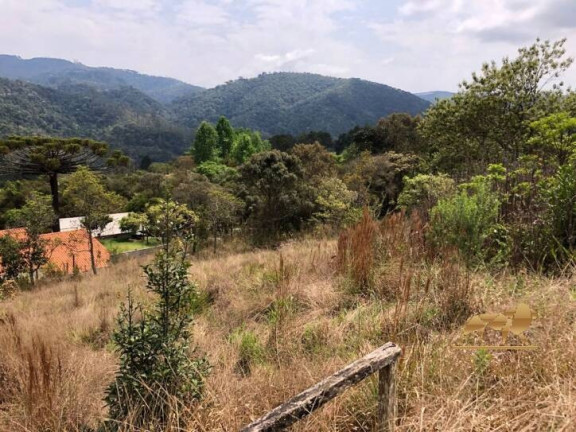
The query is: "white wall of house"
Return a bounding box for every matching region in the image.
[59,213,130,237]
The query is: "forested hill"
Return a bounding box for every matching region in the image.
[416,91,454,103]
[0,78,190,161]
[170,72,430,136]
[0,55,204,104]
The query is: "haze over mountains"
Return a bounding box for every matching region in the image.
[0,55,437,160]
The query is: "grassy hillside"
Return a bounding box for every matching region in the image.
[171,72,430,136]
[0,78,190,161]
[1,229,574,431]
[0,55,204,104]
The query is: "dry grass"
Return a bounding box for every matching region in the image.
[1,229,575,431]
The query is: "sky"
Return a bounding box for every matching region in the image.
[1,0,576,92]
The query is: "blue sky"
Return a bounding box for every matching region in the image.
[1,0,575,92]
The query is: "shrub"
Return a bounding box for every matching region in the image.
[105,252,210,428]
[397,173,455,214]
[429,181,500,265]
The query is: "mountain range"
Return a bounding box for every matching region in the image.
[0,55,439,160]
[415,91,454,103]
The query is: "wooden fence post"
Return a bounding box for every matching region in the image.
[378,362,396,432]
[241,342,401,432]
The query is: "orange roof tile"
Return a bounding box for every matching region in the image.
[0,228,110,274]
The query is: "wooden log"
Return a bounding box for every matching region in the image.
[241,342,402,432]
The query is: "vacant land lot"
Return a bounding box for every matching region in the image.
[0,235,575,431]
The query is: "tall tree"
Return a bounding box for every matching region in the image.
[240,150,313,241]
[192,122,218,164]
[63,167,125,274]
[215,117,235,159]
[0,137,109,229]
[420,39,573,175]
[232,132,256,164]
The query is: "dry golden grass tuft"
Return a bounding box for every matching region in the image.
[1,230,575,431]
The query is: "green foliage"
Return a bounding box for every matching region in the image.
[0,79,189,161]
[429,181,500,265]
[119,212,147,236]
[420,39,572,175]
[145,199,198,255]
[231,132,257,164]
[529,112,576,164]
[0,235,25,283]
[106,252,209,427]
[192,121,219,164]
[240,150,313,241]
[397,173,456,212]
[196,161,238,184]
[542,162,576,251]
[63,167,125,273]
[215,116,235,159]
[313,177,358,228]
[230,328,265,375]
[171,72,429,138]
[5,193,55,284]
[63,167,125,234]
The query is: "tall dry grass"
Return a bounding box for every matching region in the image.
[0,229,575,431]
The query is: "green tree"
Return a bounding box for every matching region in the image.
[0,137,109,227]
[231,132,256,164]
[529,112,576,165]
[397,173,456,213]
[215,116,235,159]
[0,235,25,283]
[290,142,336,180]
[63,167,125,274]
[192,121,218,164]
[240,150,313,240]
[5,193,55,284]
[420,39,573,175]
[313,177,358,228]
[203,188,242,253]
[145,199,198,257]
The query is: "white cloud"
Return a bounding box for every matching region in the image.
[0,0,574,92]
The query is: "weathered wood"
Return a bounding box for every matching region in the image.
[377,363,396,432]
[241,342,401,432]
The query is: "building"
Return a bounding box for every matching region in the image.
[59,212,129,237]
[0,228,110,275]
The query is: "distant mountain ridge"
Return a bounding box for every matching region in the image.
[0,77,190,161]
[0,55,204,104]
[171,72,430,137]
[416,91,454,103]
[0,56,433,160]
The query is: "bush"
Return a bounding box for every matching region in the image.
[105,252,210,428]
[429,181,500,265]
[397,173,455,214]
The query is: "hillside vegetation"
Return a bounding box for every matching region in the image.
[0,233,574,431]
[0,55,204,104]
[171,72,430,137]
[0,78,190,161]
[1,38,576,431]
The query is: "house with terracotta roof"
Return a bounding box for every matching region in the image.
[0,228,110,276]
